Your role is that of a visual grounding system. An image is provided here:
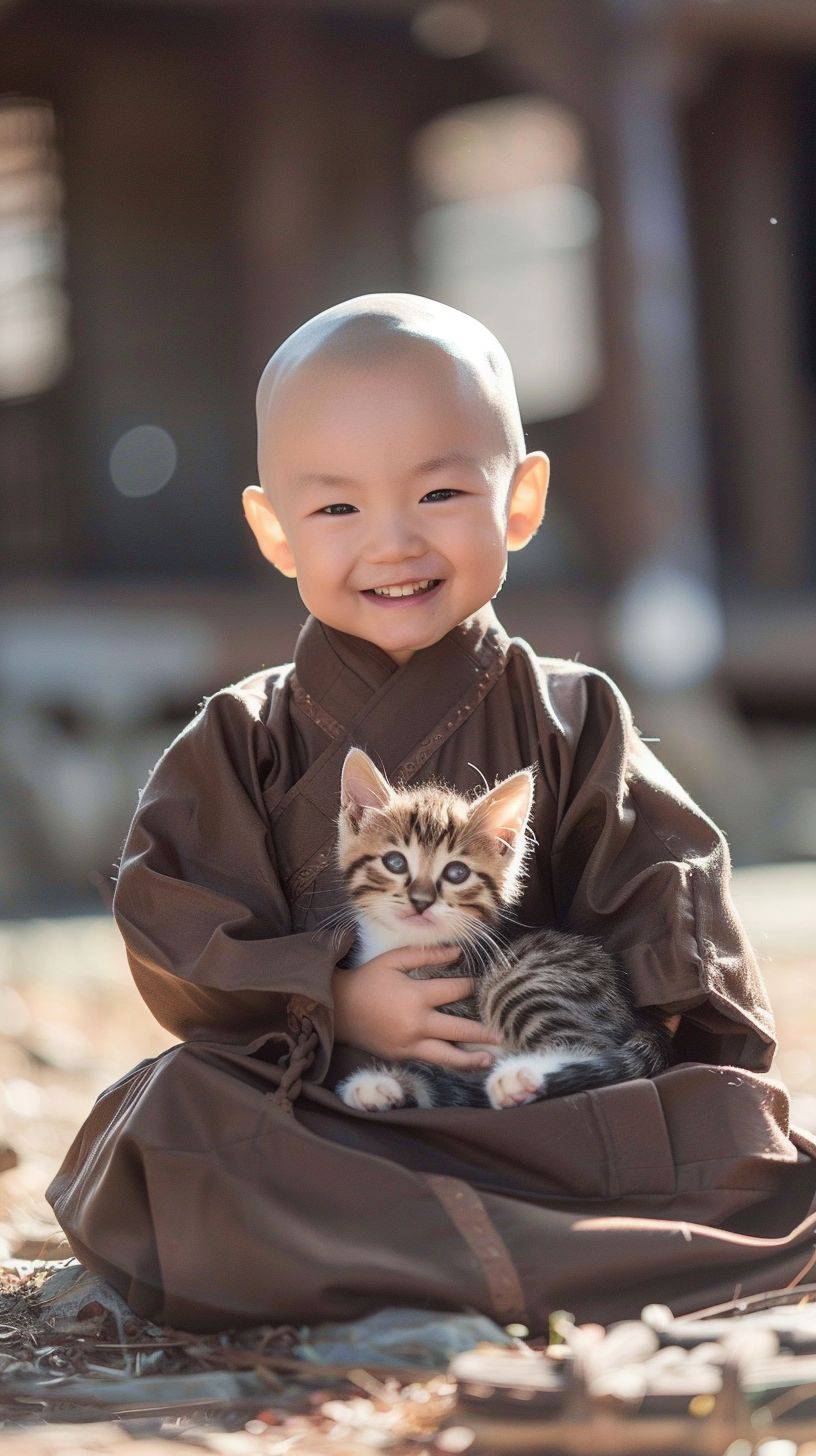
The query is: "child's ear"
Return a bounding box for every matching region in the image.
[340,748,393,831]
[468,769,535,857]
[506,452,549,552]
[242,485,297,578]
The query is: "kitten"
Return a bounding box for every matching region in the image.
[332,747,674,1113]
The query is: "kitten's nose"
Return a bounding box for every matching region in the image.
[408,880,436,914]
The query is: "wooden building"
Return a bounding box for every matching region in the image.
[1,0,814,903]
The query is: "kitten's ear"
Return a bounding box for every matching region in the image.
[468,769,534,857]
[340,747,393,832]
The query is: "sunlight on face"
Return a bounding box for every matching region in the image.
[260,340,514,662]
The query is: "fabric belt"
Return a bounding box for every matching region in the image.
[423,1172,528,1326]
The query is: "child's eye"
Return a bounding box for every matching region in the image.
[422,489,462,503]
[317,503,357,515]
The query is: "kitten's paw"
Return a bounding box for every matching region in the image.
[486,1053,547,1109]
[338,1069,408,1112]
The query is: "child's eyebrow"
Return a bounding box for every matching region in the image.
[294,451,483,490]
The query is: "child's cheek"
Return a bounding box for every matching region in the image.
[300,529,347,580]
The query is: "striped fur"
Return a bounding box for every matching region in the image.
[332,749,675,1112]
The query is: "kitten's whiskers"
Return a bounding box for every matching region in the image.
[467,922,513,974]
[445,914,508,977]
[310,905,359,952]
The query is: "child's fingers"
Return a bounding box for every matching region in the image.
[424,976,476,1003]
[479,1024,504,1045]
[393,944,461,970]
[426,1010,503,1045]
[415,1039,496,1071]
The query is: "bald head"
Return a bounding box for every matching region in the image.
[244,292,550,656]
[255,293,526,486]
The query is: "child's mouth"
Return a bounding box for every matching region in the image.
[361,578,444,607]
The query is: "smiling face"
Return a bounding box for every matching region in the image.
[336,747,535,958]
[244,329,549,664]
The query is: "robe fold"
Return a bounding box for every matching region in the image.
[45,603,816,1334]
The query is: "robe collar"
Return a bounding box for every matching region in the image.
[275,601,513,908]
[292,599,511,737]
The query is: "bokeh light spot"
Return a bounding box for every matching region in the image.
[609,563,725,690]
[410,2,490,59]
[109,425,177,498]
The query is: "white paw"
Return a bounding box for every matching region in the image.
[338,1070,407,1112]
[486,1053,548,1110]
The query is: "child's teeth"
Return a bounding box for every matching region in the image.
[373,579,435,597]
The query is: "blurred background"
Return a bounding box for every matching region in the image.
[2,0,816,910]
[0,0,815,1257]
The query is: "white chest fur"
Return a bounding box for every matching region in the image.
[348,918,443,968]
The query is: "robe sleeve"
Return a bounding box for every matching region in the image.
[545,664,776,1071]
[111,684,354,1081]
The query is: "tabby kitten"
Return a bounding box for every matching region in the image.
[332,747,674,1113]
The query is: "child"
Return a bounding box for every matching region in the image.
[46,294,816,1336]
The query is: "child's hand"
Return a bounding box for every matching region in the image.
[333,944,503,1070]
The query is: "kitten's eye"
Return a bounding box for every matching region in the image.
[382,851,408,874]
[442,860,470,883]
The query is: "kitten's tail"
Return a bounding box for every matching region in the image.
[543,1024,674,1099]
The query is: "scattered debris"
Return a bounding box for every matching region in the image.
[444,1294,816,1452]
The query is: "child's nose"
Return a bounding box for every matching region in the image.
[365,514,426,559]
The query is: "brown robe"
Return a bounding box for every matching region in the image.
[46,603,816,1334]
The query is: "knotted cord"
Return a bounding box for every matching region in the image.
[271,1017,318,1112]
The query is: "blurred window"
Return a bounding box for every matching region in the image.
[409,95,603,422]
[0,97,69,401]
[0,96,69,572]
[794,64,816,585]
